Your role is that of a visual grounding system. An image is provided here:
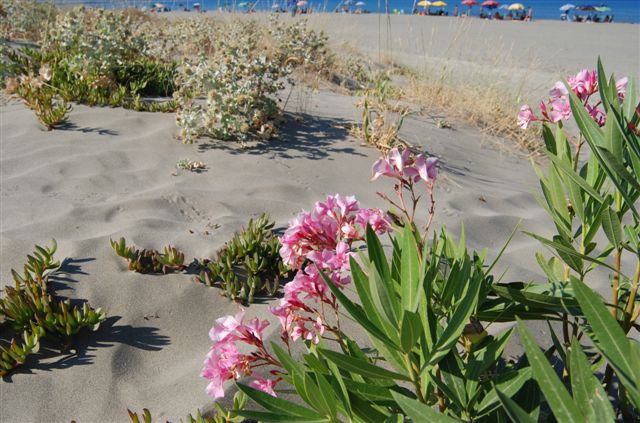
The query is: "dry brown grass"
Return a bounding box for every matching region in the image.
[403,71,543,155]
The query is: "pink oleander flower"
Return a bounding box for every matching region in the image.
[517,104,537,129]
[544,98,572,123]
[586,104,607,127]
[616,77,628,102]
[202,308,273,399]
[372,147,438,184]
[209,308,245,343]
[209,308,269,346]
[518,69,628,130]
[202,341,252,399]
[567,69,598,101]
[279,194,390,269]
[414,154,439,182]
[249,376,279,397]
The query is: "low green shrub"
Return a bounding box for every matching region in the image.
[127,392,246,423]
[0,240,106,375]
[110,238,186,274]
[195,214,289,303]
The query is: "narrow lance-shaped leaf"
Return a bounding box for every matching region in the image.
[570,279,640,405]
[517,319,584,423]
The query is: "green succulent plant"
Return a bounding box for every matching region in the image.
[0,323,45,376]
[110,237,186,274]
[0,240,107,375]
[127,391,246,423]
[195,214,289,303]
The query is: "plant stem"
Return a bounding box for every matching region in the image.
[612,249,622,320]
[435,365,446,411]
[623,260,640,332]
[406,354,426,404]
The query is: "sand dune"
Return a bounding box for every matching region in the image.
[0,86,555,421]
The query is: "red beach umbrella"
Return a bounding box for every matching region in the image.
[481,0,498,7]
[462,0,478,11]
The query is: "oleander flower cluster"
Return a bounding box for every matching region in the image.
[518,69,628,129]
[372,147,438,186]
[274,194,391,342]
[201,195,391,399]
[201,308,279,399]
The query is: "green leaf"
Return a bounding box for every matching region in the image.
[568,337,616,423]
[476,367,532,415]
[493,283,578,310]
[517,319,584,423]
[233,410,328,423]
[545,152,606,204]
[570,279,640,404]
[350,256,393,337]
[601,206,622,248]
[524,232,618,274]
[495,388,538,423]
[401,225,421,313]
[366,224,391,282]
[391,392,458,422]
[428,276,481,367]
[326,359,352,418]
[400,310,422,353]
[342,379,396,401]
[319,349,411,382]
[236,384,323,419]
[369,263,399,326]
[318,266,399,349]
[596,146,640,219]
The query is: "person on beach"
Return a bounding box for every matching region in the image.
[453,5,459,16]
[526,6,533,21]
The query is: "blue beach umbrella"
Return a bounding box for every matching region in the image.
[559,3,575,11]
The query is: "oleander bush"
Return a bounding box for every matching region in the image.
[195,214,290,303]
[0,240,106,375]
[195,60,639,422]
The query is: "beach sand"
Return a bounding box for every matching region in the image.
[1,14,638,422]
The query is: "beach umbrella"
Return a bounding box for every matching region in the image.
[508,3,524,10]
[296,0,307,5]
[481,0,498,8]
[461,0,477,5]
[559,3,575,11]
[271,3,279,7]
[595,5,610,12]
[238,2,248,6]
[431,1,447,6]
[417,0,431,6]
[499,4,508,9]
[575,5,596,11]
[356,1,365,5]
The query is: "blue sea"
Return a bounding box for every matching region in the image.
[182,0,639,22]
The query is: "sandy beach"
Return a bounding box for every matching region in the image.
[1,11,639,422]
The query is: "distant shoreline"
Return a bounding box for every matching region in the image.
[156,9,639,24]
